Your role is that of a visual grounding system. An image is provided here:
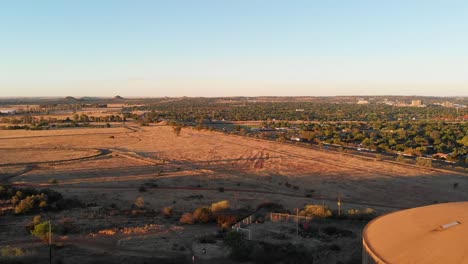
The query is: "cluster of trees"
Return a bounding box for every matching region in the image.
[242,121,467,163]
[0,185,82,214]
[126,98,467,122]
[179,200,238,229]
[0,114,125,130]
[70,114,124,123]
[0,103,111,117]
[297,121,467,158]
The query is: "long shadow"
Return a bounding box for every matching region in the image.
[11,153,468,212]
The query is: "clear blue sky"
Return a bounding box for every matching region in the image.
[1,0,467,97]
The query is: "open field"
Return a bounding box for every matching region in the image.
[1,123,467,263]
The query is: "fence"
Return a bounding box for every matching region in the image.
[269,212,313,223]
[231,212,314,241]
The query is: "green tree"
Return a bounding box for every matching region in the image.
[31,221,54,242]
[457,135,468,147]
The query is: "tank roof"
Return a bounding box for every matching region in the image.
[363,202,468,264]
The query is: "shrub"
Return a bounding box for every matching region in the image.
[217,215,237,230]
[375,154,383,161]
[31,221,54,242]
[416,157,433,168]
[347,207,376,220]
[0,246,26,257]
[15,197,36,214]
[396,154,406,163]
[49,178,58,184]
[193,207,213,223]
[138,185,146,192]
[300,204,332,218]
[32,215,42,225]
[162,207,173,218]
[218,187,225,192]
[179,213,194,224]
[134,197,145,209]
[211,200,230,213]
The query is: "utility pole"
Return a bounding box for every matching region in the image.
[337,196,342,217]
[296,208,299,237]
[48,220,52,264]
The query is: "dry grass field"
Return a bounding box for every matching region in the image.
[1,123,467,263]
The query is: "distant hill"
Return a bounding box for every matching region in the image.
[64,96,81,102]
[114,95,124,100]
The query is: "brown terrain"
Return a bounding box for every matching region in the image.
[0,122,466,263]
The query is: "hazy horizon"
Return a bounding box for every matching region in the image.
[1,1,468,97]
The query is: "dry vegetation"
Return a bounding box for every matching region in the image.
[0,117,466,263]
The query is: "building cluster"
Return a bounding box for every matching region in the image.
[356,98,467,108]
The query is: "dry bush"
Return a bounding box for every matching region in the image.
[217,215,237,230]
[416,157,433,167]
[0,246,26,257]
[300,204,332,218]
[179,213,194,224]
[162,206,173,217]
[134,196,145,209]
[193,207,213,223]
[347,207,376,220]
[211,200,230,213]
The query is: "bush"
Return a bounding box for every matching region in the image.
[138,185,147,192]
[416,157,433,168]
[15,196,38,214]
[134,197,145,209]
[193,207,213,223]
[31,221,54,242]
[347,207,376,220]
[0,246,26,257]
[32,215,42,226]
[396,154,406,163]
[162,206,173,218]
[179,213,194,224]
[49,178,58,184]
[211,200,230,213]
[217,215,237,230]
[375,154,383,161]
[300,204,332,218]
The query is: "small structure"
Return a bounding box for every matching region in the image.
[290,136,306,142]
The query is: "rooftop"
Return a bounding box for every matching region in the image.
[363,202,468,263]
